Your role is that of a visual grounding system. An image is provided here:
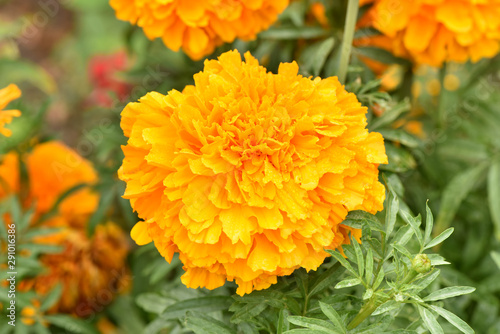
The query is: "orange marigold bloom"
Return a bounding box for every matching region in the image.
[0,84,21,137]
[20,222,130,314]
[366,0,500,66]
[120,50,387,295]
[0,141,130,315]
[109,0,289,60]
[26,141,99,225]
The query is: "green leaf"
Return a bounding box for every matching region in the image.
[352,238,364,277]
[284,330,330,334]
[40,284,62,311]
[491,251,500,269]
[378,129,420,148]
[392,244,413,260]
[0,59,57,94]
[185,311,235,334]
[300,38,335,76]
[424,228,454,250]
[44,315,99,334]
[400,211,423,247]
[259,26,328,40]
[162,296,232,320]
[277,308,290,334]
[87,184,116,235]
[424,202,434,245]
[354,47,410,66]
[287,316,342,334]
[326,250,358,277]
[418,305,444,334]
[373,267,385,290]
[136,293,172,314]
[488,161,500,239]
[380,143,417,173]
[435,163,488,236]
[423,286,475,302]
[365,247,374,285]
[429,305,474,334]
[412,269,440,293]
[369,99,411,130]
[385,191,399,240]
[319,302,346,332]
[309,262,345,297]
[372,300,400,315]
[335,278,362,289]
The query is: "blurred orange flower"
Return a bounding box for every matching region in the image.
[119,50,387,295]
[20,222,130,314]
[109,0,289,60]
[0,141,130,316]
[0,84,21,137]
[365,0,500,66]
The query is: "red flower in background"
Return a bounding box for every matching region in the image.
[87,51,131,108]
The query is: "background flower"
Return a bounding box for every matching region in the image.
[120,50,387,295]
[110,0,290,60]
[365,0,500,66]
[0,84,21,137]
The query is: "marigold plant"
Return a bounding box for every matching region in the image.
[0,84,21,137]
[365,0,500,66]
[119,50,387,295]
[0,141,130,315]
[109,0,289,60]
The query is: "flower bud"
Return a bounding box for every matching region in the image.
[412,254,431,274]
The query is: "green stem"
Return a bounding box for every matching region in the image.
[338,0,360,84]
[346,268,419,330]
[437,62,448,128]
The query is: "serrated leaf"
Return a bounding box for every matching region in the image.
[326,250,358,277]
[319,302,346,332]
[385,191,399,240]
[287,316,342,334]
[423,286,475,302]
[277,308,290,334]
[400,211,423,247]
[309,262,345,297]
[435,163,488,236]
[162,296,232,320]
[335,278,362,289]
[429,305,474,334]
[418,305,444,334]
[352,238,364,277]
[488,161,500,239]
[424,228,454,250]
[44,315,99,334]
[185,311,235,334]
[424,202,434,245]
[136,293,172,314]
[372,300,400,315]
[365,247,374,285]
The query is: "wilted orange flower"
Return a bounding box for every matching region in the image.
[109,0,289,60]
[0,141,130,315]
[365,0,500,66]
[20,222,130,314]
[120,50,387,295]
[0,84,21,137]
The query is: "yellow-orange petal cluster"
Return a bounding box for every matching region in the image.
[0,141,130,315]
[0,84,21,137]
[119,50,387,295]
[20,222,130,314]
[109,0,289,60]
[366,0,500,66]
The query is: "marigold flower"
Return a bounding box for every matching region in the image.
[120,50,387,295]
[20,222,130,314]
[26,141,99,225]
[0,84,21,137]
[0,141,130,315]
[365,0,500,66]
[109,0,289,60]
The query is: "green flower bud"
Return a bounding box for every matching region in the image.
[412,254,431,274]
